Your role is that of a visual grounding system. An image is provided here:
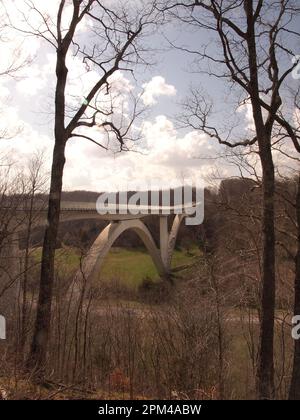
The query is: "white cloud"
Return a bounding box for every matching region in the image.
[62,115,217,191]
[141,76,176,106]
[0,112,52,173]
[16,62,49,96]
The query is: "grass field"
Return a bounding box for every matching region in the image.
[33,244,201,289]
[100,246,200,288]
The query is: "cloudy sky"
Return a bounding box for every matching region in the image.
[0,0,298,192]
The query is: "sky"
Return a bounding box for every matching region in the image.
[0,0,298,192]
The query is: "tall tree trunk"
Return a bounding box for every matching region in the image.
[289,174,300,400]
[257,148,276,399]
[244,0,276,399]
[26,142,66,377]
[26,49,68,379]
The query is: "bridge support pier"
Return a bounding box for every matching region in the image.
[160,214,186,272]
[159,216,169,270]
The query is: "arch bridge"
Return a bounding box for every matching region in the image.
[2,201,200,282]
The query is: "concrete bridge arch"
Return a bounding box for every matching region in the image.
[75,214,186,283]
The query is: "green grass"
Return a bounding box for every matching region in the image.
[100,245,200,289]
[32,244,201,289]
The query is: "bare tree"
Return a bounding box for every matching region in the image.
[289,173,300,399]
[267,68,300,400]
[4,0,160,379]
[160,0,300,399]
[281,87,300,400]
[0,159,24,300]
[18,152,49,358]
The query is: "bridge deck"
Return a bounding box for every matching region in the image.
[1,201,200,223]
[60,201,198,213]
